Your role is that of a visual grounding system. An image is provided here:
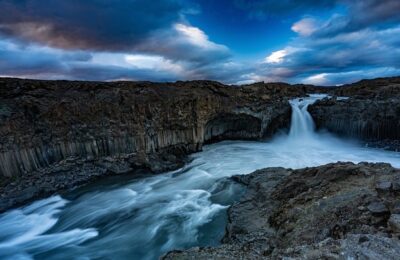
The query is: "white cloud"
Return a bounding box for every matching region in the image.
[291,18,318,36]
[265,49,288,63]
[302,67,400,86]
[303,73,328,85]
[174,23,209,47]
[132,22,230,68]
[174,23,226,51]
[89,52,183,74]
[264,47,299,64]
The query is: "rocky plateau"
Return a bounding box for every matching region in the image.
[165,162,400,259]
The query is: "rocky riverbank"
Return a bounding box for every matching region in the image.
[165,162,400,259]
[0,78,321,212]
[0,76,399,212]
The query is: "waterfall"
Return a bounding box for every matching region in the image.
[1,94,400,260]
[288,94,328,139]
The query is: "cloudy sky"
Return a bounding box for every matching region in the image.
[0,0,399,85]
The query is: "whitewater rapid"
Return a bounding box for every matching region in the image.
[0,94,399,259]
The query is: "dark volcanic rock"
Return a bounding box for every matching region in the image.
[375,180,392,192]
[367,201,389,215]
[309,77,400,150]
[164,162,400,259]
[0,78,322,211]
[1,76,399,211]
[309,98,400,144]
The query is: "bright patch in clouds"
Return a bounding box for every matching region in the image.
[265,47,298,64]
[90,53,183,74]
[303,73,328,85]
[265,50,288,63]
[174,23,225,50]
[291,18,318,36]
[125,54,182,72]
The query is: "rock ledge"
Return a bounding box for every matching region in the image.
[165,162,400,259]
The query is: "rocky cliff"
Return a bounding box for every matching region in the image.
[165,162,400,259]
[0,78,319,210]
[1,76,399,211]
[309,77,400,150]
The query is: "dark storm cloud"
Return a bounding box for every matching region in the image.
[346,0,400,26]
[0,0,399,85]
[294,31,400,70]
[315,0,400,36]
[0,0,236,82]
[0,39,84,77]
[258,24,400,85]
[134,25,230,65]
[0,0,187,50]
[251,0,400,85]
[0,50,64,76]
[235,0,400,33]
[0,36,241,83]
[0,42,181,81]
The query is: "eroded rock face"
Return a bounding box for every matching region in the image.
[204,113,262,143]
[0,79,315,178]
[309,77,400,150]
[0,78,319,210]
[310,98,400,141]
[164,162,400,259]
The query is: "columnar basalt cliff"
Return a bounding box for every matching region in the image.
[0,78,319,210]
[1,76,399,211]
[309,77,400,149]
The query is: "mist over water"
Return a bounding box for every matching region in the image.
[0,95,399,259]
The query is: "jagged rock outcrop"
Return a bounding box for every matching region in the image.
[164,162,400,259]
[309,77,400,150]
[0,78,321,211]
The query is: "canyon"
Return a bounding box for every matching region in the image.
[0,77,399,211]
[0,78,320,211]
[0,76,399,259]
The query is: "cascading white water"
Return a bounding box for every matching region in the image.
[288,94,327,138]
[0,94,399,260]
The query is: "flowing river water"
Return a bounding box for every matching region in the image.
[0,94,399,259]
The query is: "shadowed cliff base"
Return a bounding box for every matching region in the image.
[204,113,262,143]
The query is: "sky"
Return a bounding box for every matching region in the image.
[0,0,399,86]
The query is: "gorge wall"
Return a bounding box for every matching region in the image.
[309,77,400,149]
[1,76,399,211]
[0,78,317,180]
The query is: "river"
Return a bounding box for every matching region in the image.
[0,94,399,259]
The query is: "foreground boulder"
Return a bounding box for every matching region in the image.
[164,162,400,259]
